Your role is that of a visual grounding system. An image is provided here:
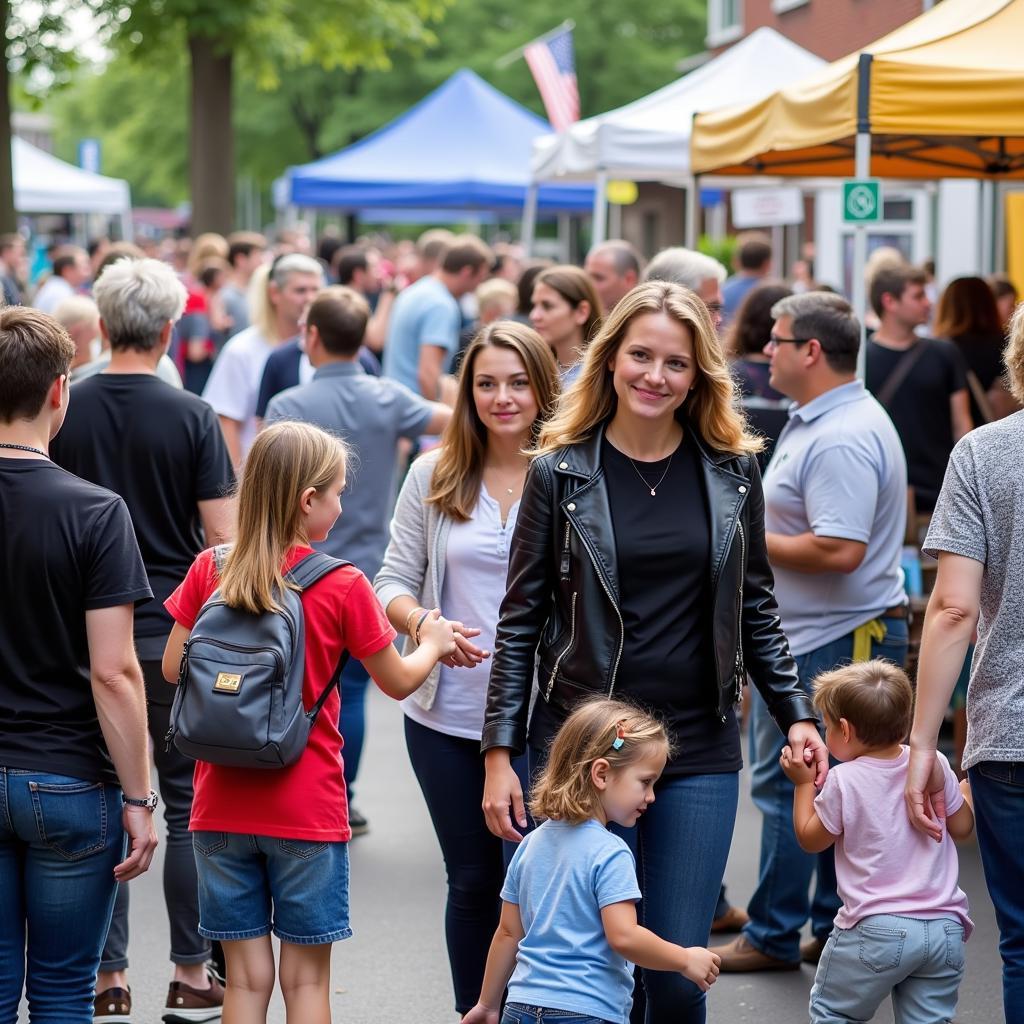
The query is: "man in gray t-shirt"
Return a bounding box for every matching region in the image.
[715,292,909,974]
[265,286,450,831]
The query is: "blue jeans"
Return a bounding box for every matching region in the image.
[0,767,125,1024]
[615,772,739,1024]
[809,914,964,1024]
[503,1004,612,1024]
[193,831,352,944]
[744,617,909,961]
[339,657,370,799]
[968,761,1024,1022]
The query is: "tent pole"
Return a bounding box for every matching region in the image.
[521,184,538,257]
[593,171,608,247]
[853,53,873,383]
[685,176,698,249]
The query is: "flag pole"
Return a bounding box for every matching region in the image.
[495,19,576,69]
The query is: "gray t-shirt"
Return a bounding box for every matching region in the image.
[265,361,433,579]
[924,411,1024,769]
[763,380,908,655]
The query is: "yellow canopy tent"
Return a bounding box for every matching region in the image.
[691,0,1024,180]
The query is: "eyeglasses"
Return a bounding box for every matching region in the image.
[766,334,814,351]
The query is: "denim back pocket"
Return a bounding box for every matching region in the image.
[857,922,907,973]
[278,838,328,860]
[193,831,228,857]
[944,921,966,972]
[29,779,107,860]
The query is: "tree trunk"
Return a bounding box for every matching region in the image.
[0,0,17,235]
[188,34,234,236]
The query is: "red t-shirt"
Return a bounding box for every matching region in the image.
[165,545,396,841]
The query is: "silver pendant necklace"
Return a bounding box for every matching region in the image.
[627,454,673,496]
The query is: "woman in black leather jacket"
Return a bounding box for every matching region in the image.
[481,281,826,1024]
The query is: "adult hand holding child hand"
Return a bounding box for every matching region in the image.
[681,946,722,993]
[779,744,817,787]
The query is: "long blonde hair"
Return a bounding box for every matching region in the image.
[530,698,672,825]
[535,281,761,457]
[427,321,560,522]
[219,421,347,614]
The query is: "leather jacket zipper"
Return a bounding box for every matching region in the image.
[733,520,746,708]
[559,523,571,580]
[546,591,577,699]
[575,530,623,697]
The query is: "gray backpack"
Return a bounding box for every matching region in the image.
[166,546,350,769]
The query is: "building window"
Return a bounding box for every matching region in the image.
[707,0,743,47]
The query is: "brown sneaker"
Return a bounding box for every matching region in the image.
[801,935,828,965]
[162,973,225,1023]
[93,986,131,1023]
[710,905,751,934]
[710,934,801,973]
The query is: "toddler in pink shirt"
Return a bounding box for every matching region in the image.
[780,659,974,1024]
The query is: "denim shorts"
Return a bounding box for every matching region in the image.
[192,831,352,945]
[502,1003,614,1023]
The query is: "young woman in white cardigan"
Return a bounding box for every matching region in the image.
[374,321,559,1016]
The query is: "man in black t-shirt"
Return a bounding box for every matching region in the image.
[0,306,157,1017]
[865,264,972,513]
[51,257,234,1016]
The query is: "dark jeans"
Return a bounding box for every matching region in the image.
[968,761,1024,1022]
[0,766,125,1023]
[404,716,527,1015]
[101,660,209,970]
[339,657,370,801]
[744,617,909,961]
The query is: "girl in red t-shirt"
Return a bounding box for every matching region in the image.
[163,421,456,1024]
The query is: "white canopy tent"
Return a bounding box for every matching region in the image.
[13,137,132,226]
[527,27,825,246]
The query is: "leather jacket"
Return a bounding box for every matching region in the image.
[482,423,815,755]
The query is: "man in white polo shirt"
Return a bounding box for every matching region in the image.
[713,291,909,972]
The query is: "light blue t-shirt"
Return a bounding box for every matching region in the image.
[502,819,642,1024]
[763,379,908,655]
[382,275,461,394]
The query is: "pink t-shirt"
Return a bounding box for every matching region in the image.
[814,746,973,937]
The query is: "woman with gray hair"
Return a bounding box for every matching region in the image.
[907,303,1024,1023]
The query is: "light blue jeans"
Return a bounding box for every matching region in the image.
[809,914,965,1024]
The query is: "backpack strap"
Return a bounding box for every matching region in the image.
[285,552,354,727]
[285,551,351,590]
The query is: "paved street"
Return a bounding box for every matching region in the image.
[118,687,1002,1023]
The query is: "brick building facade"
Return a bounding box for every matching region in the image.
[708,0,941,59]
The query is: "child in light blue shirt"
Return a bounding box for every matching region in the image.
[463,699,720,1024]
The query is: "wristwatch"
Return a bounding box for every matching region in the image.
[123,790,159,811]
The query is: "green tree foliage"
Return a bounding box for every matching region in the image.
[47,0,705,216]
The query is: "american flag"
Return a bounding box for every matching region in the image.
[524,25,580,132]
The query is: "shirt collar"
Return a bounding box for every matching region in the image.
[312,361,364,381]
[788,379,865,424]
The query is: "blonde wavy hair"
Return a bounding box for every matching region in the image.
[535,281,761,457]
[427,321,560,522]
[530,698,672,825]
[219,421,347,614]
[1005,301,1024,403]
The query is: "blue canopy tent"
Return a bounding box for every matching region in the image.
[280,69,594,214]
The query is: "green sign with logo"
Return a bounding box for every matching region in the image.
[843,179,882,223]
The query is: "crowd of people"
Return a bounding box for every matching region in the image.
[1,222,1023,1024]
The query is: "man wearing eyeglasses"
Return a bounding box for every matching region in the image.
[713,290,909,973]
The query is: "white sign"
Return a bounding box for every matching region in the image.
[731,187,804,228]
